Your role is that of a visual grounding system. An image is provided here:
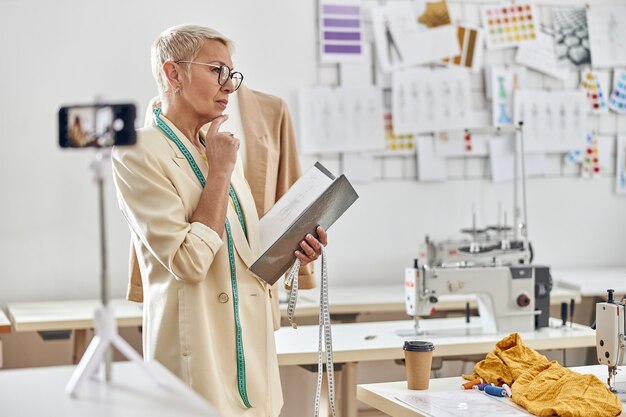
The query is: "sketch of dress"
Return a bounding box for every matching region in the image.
[455,80,466,117]
[496,75,512,124]
[442,81,451,119]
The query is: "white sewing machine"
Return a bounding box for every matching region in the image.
[405,264,551,334]
[596,289,626,391]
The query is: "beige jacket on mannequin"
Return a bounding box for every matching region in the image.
[127,85,315,329]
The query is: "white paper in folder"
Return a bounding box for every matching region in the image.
[251,162,359,285]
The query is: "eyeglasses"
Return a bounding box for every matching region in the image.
[176,61,243,91]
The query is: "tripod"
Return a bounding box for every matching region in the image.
[65,149,165,395]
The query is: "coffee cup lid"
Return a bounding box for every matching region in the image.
[403,341,435,352]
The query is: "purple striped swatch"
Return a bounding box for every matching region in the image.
[320,1,363,59]
[322,5,359,15]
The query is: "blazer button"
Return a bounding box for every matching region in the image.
[218,292,229,303]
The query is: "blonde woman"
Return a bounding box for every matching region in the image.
[112,25,327,416]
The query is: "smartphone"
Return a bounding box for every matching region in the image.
[58,103,137,148]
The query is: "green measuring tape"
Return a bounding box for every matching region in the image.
[154,108,252,408]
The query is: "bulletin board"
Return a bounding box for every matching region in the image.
[300,0,626,189]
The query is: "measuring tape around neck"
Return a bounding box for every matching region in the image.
[285,246,336,417]
[154,108,252,408]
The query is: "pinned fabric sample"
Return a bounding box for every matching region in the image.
[553,7,591,67]
[587,4,626,68]
[580,69,609,114]
[482,2,539,49]
[392,67,472,134]
[515,31,569,81]
[371,2,459,72]
[441,25,484,72]
[617,136,626,195]
[415,0,451,28]
[514,90,588,153]
[490,66,526,126]
[609,69,626,114]
[319,0,365,63]
[384,112,414,152]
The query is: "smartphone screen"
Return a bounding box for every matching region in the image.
[58,103,136,148]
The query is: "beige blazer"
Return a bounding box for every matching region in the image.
[128,86,315,329]
[112,115,282,417]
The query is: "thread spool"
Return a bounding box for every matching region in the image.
[485,385,508,397]
[461,378,483,390]
[472,383,490,391]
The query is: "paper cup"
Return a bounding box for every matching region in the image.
[403,341,435,390]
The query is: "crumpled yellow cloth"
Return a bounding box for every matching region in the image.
[463,333,622,417]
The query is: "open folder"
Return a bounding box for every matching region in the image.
[249,162,359,285]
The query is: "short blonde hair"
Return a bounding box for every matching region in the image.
[151,24,233,95]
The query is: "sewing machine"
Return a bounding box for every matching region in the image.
[417,232,532,268]
[405,264,552,334]
[596,289,626,391]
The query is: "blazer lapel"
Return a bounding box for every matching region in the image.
[150,115,207,190]
[227,170,260,270]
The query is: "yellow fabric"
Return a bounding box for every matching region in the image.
[463,333,621,417]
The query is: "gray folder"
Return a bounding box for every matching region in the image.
[249,163,359,285]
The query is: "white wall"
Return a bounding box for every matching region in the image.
[1,0,625,308]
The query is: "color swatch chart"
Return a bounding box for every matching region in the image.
[609,70,626,114]
[319,0,364,63]
[580,69,607,114]
[482,2,538,49]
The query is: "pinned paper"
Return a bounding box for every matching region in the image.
[488,136,546,183]
[587,4,626,68]
[609,69,626,114]
[371,2,459,72]
[298,86,385,154]
[384,112,415,152]
[392,67,472,134]
[516,31,569,81]
[580,69,609,114]
[342,153,374,183]
[482,2,539,49]
[442,25,485,72]
[581,135,613,178]
[553,7,591,67]
[417,135,447,181]
[435,130,490,157]
[491,66,526,126]
[617,136,626,195]
[319,0,365,63]
[514,90,588,153]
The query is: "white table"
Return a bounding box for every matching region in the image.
[275,317,595,417]
[552,267,626,297]
[0,360,221,417]
[0,309,10,368]
[7,299,142,363]
[280,284,581,319]
[357,365,623,417]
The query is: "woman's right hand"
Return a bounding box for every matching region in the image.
[203,115,239,175]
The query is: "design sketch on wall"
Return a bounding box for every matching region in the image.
[392,67,472,134]
[581,134,600,178]
[609,69,626,114]
[298,86,385,154]
[384,112,415,152]
[371,2,459,72]
[552,7,591,67]
[435,130,490,157]
[490,66,526,126]
[587,4,626,68]
[514,90,588,153]
[515,31,568,81]
[488,135,546,183]
[319,0,365,63]
[580,69,608,114]
[482,2,539,50]
[442,25,484,72]
[617,136,626,194]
